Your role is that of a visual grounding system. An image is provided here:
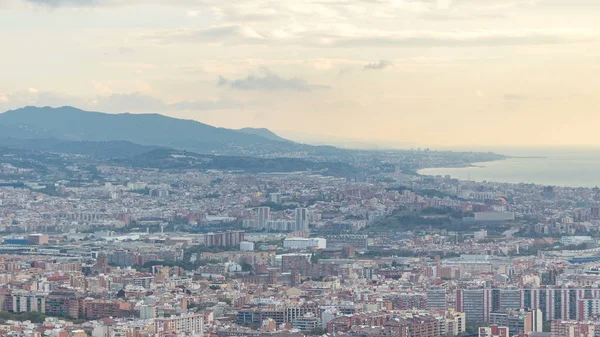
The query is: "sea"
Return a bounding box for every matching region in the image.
[417,147,600,188]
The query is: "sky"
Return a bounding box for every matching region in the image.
[1,0,600,148]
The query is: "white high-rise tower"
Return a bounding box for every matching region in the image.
[294,208,309,231]
[257,207,271,229]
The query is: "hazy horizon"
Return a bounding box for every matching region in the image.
[2,0,600,147]
[8,105,600,151]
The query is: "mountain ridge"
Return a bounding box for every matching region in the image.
[0,106,302,155]
[237,127,291,143]
[0,137,165,158]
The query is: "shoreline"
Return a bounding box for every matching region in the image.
[418,155,546,172]
[416,156,600,189]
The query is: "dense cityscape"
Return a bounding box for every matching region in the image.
[1,147,600,337]
[2,0,600,336]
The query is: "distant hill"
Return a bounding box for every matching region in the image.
[0,138,164,158]
[237,128,291,143]
[0,106,302,155]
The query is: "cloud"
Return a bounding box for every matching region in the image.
[503,94,527,101]
[422,12,506,21]
[23,0,99,7]
[118,47,135,54]
[169,98,241,111]
[143,24,266,45]
[218,68,330,92]
[92,92,166,111]
[503,94,550,101]
[93,92,242,112]
[330,31,592,48]
[142,23,594,49]
[364,60,393,70]
[0,89,241,114]
[0,89,85,111]
[337,67,354,77]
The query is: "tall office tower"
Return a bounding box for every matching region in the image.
[294,208,309,231]
[426,288,447,310]
[457,289,489,323]
[257,207,271,229]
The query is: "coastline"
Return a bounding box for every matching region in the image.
[416,155,600,188]
[416,159,501,175]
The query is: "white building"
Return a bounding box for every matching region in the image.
[561,236,594,246]
[270,193,282,204]
[293,313,322,331]
[155,313,204,336]
[283,237,326,250]
[240,241,255,251]
[267,220,295,231]
[139,305,156,320]
[474,212,515,222]
[225,262,242,272]
[474,230,488,240]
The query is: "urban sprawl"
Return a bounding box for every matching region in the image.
[1,158,600,337]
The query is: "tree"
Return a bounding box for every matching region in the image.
[241,261,253,272]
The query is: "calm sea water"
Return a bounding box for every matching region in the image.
[418,147,600,188]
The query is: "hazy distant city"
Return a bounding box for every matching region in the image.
[3,1,600,337]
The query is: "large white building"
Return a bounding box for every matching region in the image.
[240,241,255,251]
[10,292,46,313]
[474,212,515,222]
[155,313,204,336]
[283,237,326,250]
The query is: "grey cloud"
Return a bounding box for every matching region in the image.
[218,69,330,92]
[364,60,393,70]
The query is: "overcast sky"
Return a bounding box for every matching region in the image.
[1,0,599,148]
